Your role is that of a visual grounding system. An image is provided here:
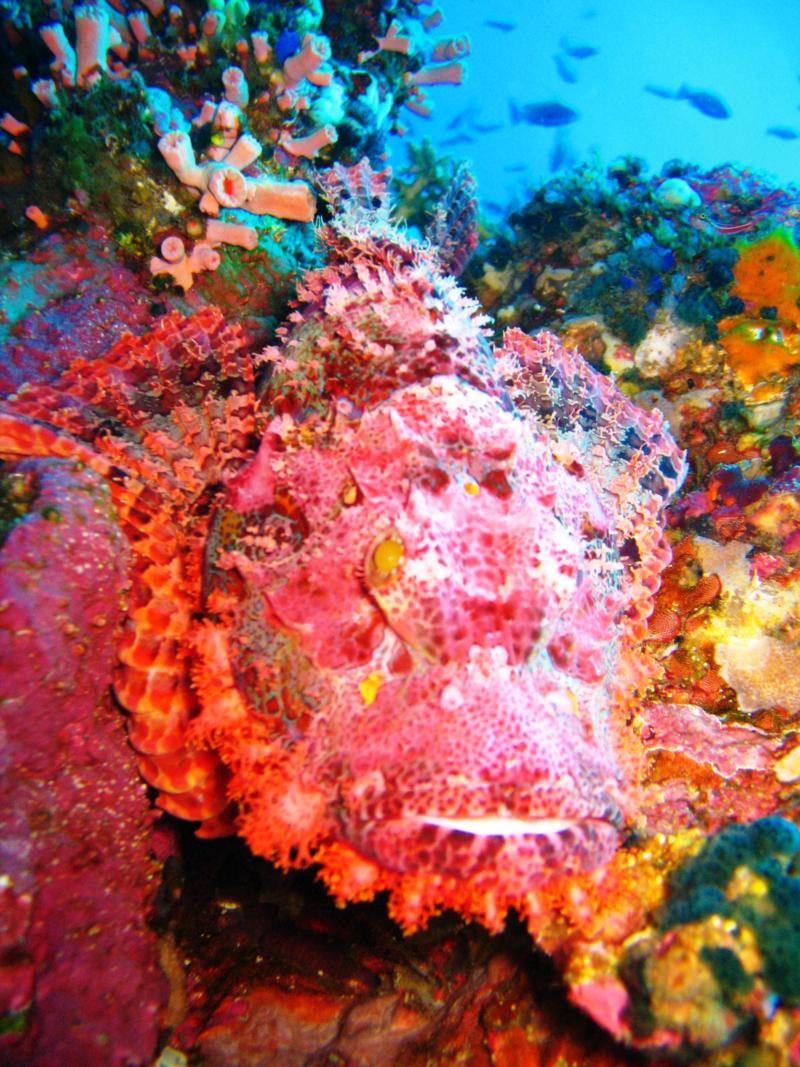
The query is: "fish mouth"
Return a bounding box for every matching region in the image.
[413,813,615,837]
[345,804,623,883]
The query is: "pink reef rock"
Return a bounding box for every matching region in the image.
[0,228,154,394]
[0,458,166,1065]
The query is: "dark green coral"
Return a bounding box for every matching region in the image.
[661,817,800,1005]
[0,465,37,549]
[31,79,192,259]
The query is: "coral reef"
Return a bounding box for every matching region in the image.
[0,225,156,394]
[467,157,799,349]
[2,147,800,1064]
[718,229,800,386]
[0,0,468,284]
[620,818,800,1058]
[1,7,799,1059]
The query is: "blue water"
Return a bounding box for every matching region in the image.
[392,0,800,208]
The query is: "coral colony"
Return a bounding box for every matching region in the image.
[1,0,467,287]
[1,3,800,1066]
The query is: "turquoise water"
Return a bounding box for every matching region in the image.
[393,0,800,208]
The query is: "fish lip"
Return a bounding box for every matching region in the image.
[409,810,618,836]
[412,812,621,838]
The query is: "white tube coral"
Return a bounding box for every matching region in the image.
[205,219,259,250]
[251,32,270,64]
[245,177,316,222]
[40,23,77,88]
[31,79,59,109]
[158,131,205,189]
[223,133,261,170]
[222,66,249,109]
[149,238,220,290]
[282,34,330,90]
[1,113,30,136]
[159,235,186,263]
[375,22,412,55]
[408,60,465,86]
[279,124,337,159]
[206,165,248,209]
[74,4,111,87]
[128,10,151,47]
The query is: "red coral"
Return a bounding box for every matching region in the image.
[0,459,165,1065]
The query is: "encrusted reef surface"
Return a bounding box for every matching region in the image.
[0,457,166,1064]
[0,5,800,1066]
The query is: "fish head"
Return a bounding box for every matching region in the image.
[219,368,630,887]
[337,665,624,884]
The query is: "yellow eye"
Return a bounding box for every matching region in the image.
[372,536,404,575]
[359,671,383,706]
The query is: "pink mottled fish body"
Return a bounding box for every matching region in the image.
[0,161,685,933]
[194,161,686,928]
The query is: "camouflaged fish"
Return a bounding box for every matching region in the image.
[0,161,685,932]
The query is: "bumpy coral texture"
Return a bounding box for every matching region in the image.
[0,459,165,1066]
[0,162,685,934]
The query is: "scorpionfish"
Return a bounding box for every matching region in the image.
[0,161,685,932]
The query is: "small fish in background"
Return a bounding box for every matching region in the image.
[509,100,579,126]
[554,52,578,84]
[484,19,517,32]
[549,129,576,173]
[644,84,678,99]
[504,163,528,172]
[644,84,731,119]
[446,103,481,130]
[766,125,799,140]
[559,37,599,59]
[440,132,477,147]
[678,85,731,119]
[447,105,503,136]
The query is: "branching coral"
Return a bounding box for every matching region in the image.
[0,1,470,277]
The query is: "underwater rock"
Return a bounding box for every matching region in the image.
[0,228,155,395]
[0,458,166,1065]
[654,177,702,212]
[466,160,799,348]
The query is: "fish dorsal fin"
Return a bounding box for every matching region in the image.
[424,161,478,277]
[495,327,687,529]
[495,328,687,644]
[318,158,393,233]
